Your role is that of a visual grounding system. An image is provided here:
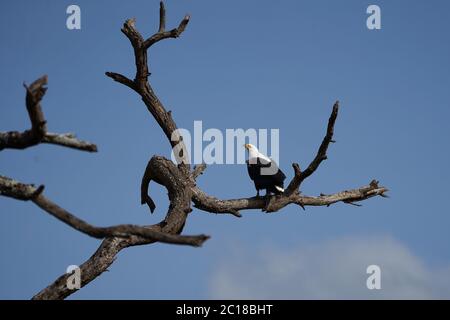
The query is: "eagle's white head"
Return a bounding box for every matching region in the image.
[244,143,271,162]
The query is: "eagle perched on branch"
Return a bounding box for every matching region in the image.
[244,143,286,197]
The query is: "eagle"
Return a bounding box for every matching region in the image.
[244,143,286,197]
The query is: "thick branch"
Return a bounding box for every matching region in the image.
[34,4,197,300]
[193,180,388,215]
[0,175,207,247]
[33,155,199,300]
[0,76,97,152]
[32,237,126,300]
[0,175,44,200]
[29,2,389,300]
[0,76,47,150]
[106,5,190,173]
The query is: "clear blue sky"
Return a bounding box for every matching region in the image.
[1,0,449,299]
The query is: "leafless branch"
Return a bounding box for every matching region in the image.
[106,3,191,174]
[32,155,198,300]
[286,101,339,194]
[144,15,190,49]
[191,164,207,180]
[0,76,97,152]
[42,133,97,152]
[0,175,208,246]
[192,177,388,214]
[0,2,388,300]
[158,1,166,32]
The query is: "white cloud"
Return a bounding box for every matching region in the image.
[209,236,450,299]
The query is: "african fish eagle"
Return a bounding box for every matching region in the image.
[244,143,286,197]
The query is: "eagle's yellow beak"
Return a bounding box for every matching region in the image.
[244,144,251,150]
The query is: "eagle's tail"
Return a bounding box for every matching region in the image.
[274,185,285,194]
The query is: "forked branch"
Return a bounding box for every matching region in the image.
[286,101,339,194]
[0,175,208,247]
[0,76,97,152]
[0,2,388,300]
[106,5,191,173]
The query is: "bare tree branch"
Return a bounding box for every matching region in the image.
[0,175,44,200]
[32,156,198,300]
[191,164,207,180]
[158,1,166,33]
[143,14,190,49]
[0,76,97,152]
[103,72,136,91]
[106,5,191,174]
[24,76,47,141]
[0,175,208,247]
[286,101,339,194]
[192,177,388,215]
[42,133,97,152]
[0,2,388,300]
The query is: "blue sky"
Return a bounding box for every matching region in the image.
[1,0,449,299]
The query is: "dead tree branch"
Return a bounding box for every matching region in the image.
[105,8,191,174]
[0,76,97,152]
[0,175,208,246]
[193,178,388,214]
[32,156,198,300]
[0,2,388,299]
[285,101,339,194]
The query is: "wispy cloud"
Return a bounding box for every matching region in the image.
[209,236,450,299]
